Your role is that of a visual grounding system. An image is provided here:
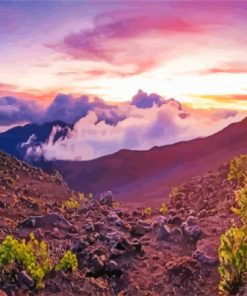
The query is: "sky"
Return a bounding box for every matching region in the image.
[1,0,247,110]
[1,1,247,160]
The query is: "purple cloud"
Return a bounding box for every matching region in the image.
[131,90,166,109]
[0,96,44,125]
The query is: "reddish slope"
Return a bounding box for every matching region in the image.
[53,116,247,204]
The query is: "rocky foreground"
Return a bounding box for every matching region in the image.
[0,151,240,295]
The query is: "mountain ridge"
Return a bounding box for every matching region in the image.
[51,116,247,204]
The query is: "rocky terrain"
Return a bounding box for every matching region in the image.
[0,150,240,295]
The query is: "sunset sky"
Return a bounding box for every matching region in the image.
[1,1,247,110]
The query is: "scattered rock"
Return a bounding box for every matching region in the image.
[18,271,34,288]
[105,260,122,277]
[156,224,171,241]
[88,255,105,275]
[166,256,199,283]
[18,213,73,229]
[193,250,218,266]
[193,238,219,266]
[184,225,203,241]
[130,220,150,237]
[110,237,131,257]
[168,215,182,225]
[100,191,114,206]
[151,216,168,229]
[85,223,95,232]
[71,238,89,253]
[198,209,208,218]
[185,216,198,226]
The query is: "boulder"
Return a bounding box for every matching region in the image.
[18,213,73,229]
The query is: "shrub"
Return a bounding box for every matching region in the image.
[143,207,152,216]
[88,192,93,200]
[112,201,120,209]
[169,186,180,201]
[160,202,168,215]
[218,227,247,295]
[63,192,93,210]
[228,155,247,186]
[55,250,78,273]
[232,186,247,225]
[63,196,80,210]
[0,233,52,288]
[79,193,85,201]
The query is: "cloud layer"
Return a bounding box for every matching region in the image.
[7,90,245,162]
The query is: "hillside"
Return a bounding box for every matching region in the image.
[0,150,242,295]
[0,121,72,161]
[52,116,247,204]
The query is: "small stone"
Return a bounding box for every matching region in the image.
[33,228,43,240]
[100,191,114,206]
[184,225,202,241]
[105,260,122,277]
[168,215,182,225]
[185,216,198,226]
[18,271,34,288]
[85,222,95,232]
[193,250,218,266]
[198,209,208,218]
[151,216,168,229]
[89,255,105,275]
[130,220,150,237]
[156,224,171,241]
[94,222,106,232]
[71,239,89,253]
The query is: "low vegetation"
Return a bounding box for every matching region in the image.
[169,186,181,201]
[228,154,247,186]
[160,202,168,215]
[143,207,152,216]
[62,192,94,211]
[218,155,247,295]
[55,250,78,273]
[0,233,78,289]
[0,233,52,288]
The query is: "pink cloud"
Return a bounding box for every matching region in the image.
[200,62,247,75]
[48,10,205,76]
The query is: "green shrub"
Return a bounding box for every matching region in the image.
[0,233,52,288]
[63,197,80,210]
[232,186,247,225]
[55,250,78,273]
[169,186,180,201]
[218,227,247,295]
[228,155,247,186]
[143,207,152,216]
[160,202,168,215]
[62,192,93,210]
